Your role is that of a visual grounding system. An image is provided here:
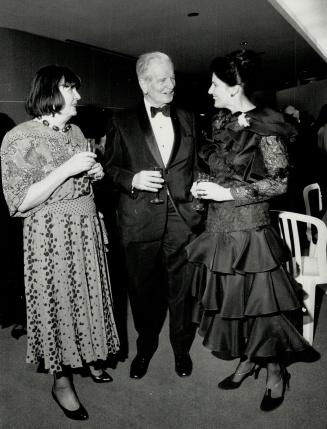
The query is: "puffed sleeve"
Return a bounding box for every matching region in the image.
[230,135,289,206]
[1,131,49,216]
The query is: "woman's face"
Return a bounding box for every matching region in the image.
[208,73,233,109]
[58,78,81,118]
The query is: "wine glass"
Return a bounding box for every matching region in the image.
[150,167,164,204]
[192,172,211,211]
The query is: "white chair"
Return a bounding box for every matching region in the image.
[303,183,323,247]
[278,211,327,345]
[303,183,323,217]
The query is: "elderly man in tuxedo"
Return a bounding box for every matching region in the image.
[105,52,202,379]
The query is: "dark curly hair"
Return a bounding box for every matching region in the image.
[25,64,81,118]
[210,49,261,97]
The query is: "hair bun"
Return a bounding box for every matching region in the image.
[225,49,261,88]
[230,50,260,72]
[210,48,262,96]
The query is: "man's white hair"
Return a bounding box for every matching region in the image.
[136,52,174,80]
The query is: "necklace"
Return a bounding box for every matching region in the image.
[40,119,71,133]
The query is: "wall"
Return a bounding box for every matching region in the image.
[276,78,327,119]
[0,28,142,124]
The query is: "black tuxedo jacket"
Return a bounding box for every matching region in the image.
[105,102,203,243]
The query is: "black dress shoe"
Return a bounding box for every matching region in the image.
[130,356,150,379]
[260,369,291,412]
[175,353,192,377]
[90,370,113,383]
[218,365,260,390]
[11,324,27,339]
[51,388,88,420]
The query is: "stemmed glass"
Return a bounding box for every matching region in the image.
[150,166,164,204]
[192,172,211,211]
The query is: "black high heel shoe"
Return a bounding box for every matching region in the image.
[89,369,113,383]
[51,388,88,420]
[218,365,260,390]
[260,368,290,412]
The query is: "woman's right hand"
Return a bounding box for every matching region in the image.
[195,181,233,201]
[61,152,97,178]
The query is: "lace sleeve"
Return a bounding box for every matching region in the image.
[230,136,289,206]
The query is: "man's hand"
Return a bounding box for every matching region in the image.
[132,170,164,192]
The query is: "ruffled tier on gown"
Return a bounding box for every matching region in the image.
[186,225,311,360]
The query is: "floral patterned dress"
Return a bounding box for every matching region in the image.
[186,107,312,361]
[1,120,119,373]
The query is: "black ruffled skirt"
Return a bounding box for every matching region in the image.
[186,225,311,361]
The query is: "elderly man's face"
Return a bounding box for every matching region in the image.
[140,59,175,107]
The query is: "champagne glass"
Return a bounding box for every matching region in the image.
[150,167,164,204]
[192,172,211,211]
[86,138,97,179]
[87,138,96,153]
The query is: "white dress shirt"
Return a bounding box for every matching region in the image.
[144,99,174,167]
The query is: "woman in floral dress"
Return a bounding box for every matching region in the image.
[187,50,314,411]
[1,65,119,420]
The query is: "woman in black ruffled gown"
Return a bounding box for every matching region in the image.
[186,50,315,411]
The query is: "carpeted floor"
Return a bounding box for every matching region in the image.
[1,289,327,429]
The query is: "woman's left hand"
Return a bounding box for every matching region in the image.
[195,181,234,202]
[87,162,105,181]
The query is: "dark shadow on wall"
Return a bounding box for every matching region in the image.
[0,113,26,338]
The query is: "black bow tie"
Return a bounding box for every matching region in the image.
[150,105,170,118]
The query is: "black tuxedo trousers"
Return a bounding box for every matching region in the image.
[123,197,197,358]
